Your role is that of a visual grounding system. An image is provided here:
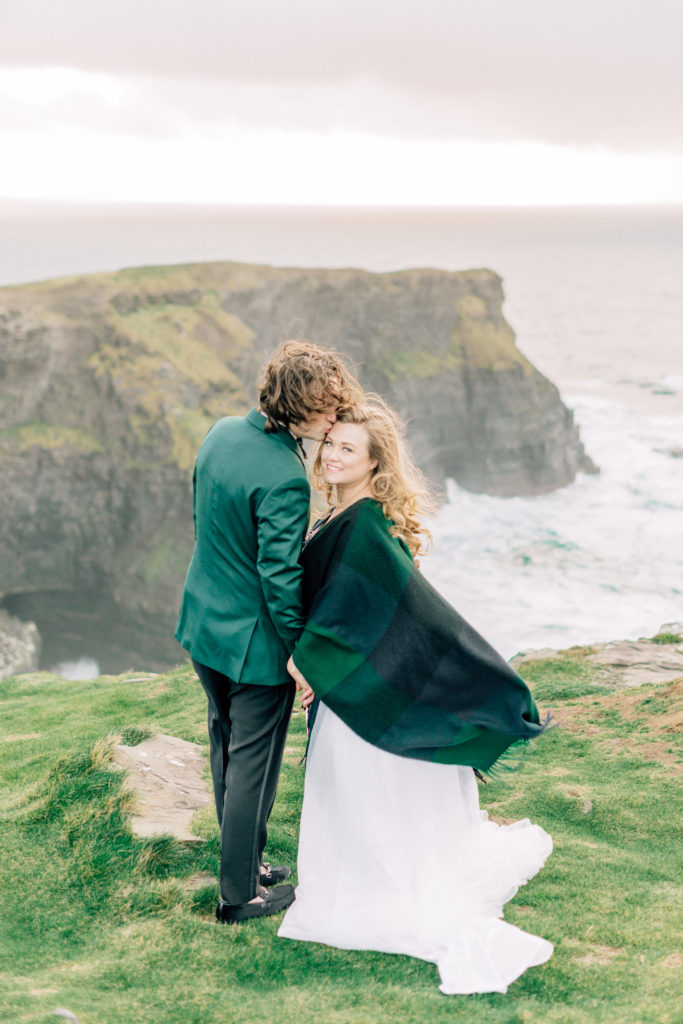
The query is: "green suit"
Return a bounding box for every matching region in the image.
[175,408,310,683]
[175,407,311,905]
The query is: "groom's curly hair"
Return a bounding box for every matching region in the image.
[258,340,359,432]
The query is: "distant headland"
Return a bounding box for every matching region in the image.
[0,260,595,671]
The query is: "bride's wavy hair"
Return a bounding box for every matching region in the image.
[312,394,437,563]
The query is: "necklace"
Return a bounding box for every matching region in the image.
[333,483,374,514]
[304,508,335,544]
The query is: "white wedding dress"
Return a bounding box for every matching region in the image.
[278,702,553,995]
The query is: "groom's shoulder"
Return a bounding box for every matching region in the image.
[197,412,305,489]
[199,411,262,453]
[205,412,248,438]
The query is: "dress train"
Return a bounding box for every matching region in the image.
[278,703,553,995]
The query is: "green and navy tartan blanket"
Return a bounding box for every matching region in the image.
[291,498,550,773]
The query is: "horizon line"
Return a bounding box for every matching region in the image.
[2,197,683,212]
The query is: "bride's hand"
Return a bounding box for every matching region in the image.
[287,656,315,709]
[286,654,304,686]
[299,685,315,710]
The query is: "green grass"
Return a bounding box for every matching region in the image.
[0,664,681,1023]
[0,421,104,453]
[514,647,606,701]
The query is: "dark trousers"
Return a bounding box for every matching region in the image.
[192,660,295,905]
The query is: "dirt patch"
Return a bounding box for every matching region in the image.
[575,945,622,965]
[558,786,594,813]
[183,873,217,892]
[2,732,41,742]
[149,682,170,696]
[556,681,682,772]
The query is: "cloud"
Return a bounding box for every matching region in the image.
[0,68,179,139]
[2,127,681,205]
[1,0,682,149]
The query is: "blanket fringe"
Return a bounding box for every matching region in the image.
[477,709,557,780]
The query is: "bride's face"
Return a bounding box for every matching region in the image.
[321,422,377,489]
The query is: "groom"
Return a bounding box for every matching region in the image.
[175,340,356,924]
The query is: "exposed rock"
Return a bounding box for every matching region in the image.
[658,621,683,634]
[584,640,683,687]
[112,733,211,841]
[0,609,41,680]
[512,622,683,688]
[0,261,596,671]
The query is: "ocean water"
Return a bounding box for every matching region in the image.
[1,202,682,666]
[423,396,683,657]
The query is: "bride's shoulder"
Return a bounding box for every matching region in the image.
[356,500,415,561]
[354,496,386,523]
[353,498,396,538]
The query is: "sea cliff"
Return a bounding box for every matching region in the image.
[0,260,595,670]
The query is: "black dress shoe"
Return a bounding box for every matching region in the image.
[216,884,295,924]
[259,862,292,886]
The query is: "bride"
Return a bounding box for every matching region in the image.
[279,396,554,995]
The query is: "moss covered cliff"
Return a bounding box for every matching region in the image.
[0,260,595,670]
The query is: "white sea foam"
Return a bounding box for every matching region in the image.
[423,396,683,659]
[53,657,101,680]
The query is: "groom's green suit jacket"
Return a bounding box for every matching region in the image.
[175,408,310,686]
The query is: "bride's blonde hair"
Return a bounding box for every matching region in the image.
[312,394,437,563]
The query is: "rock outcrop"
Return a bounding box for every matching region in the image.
[0,260,595,671]
[112,733,211,842]
[512,622,683,688]
[0,609,41,680]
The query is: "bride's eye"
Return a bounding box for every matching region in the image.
[323,439,333,447]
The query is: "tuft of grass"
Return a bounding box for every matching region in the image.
[649,632,682,645]
[118,724,154,746]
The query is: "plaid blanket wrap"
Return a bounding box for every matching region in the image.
[291,498,549,772]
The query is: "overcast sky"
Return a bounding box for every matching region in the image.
[2,0,681,205]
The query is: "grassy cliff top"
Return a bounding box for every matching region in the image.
[0,259,536,475]
[0,643,681,1024]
